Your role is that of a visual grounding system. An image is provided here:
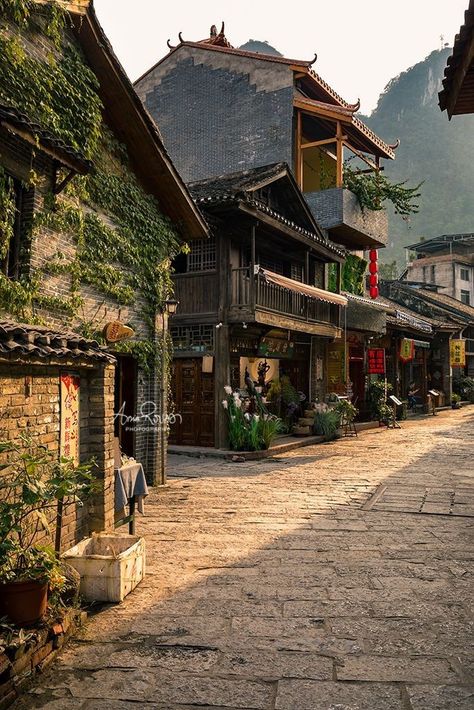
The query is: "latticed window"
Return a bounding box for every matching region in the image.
[187,238,216,272]
[290,263,304,282]
[170,325,214,353]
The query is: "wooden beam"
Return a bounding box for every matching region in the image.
[344,141,379,172]
[294,98,352,124]
[336,122,343,188]
[301,136,347,150]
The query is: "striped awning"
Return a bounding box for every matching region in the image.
[259,268,347,306]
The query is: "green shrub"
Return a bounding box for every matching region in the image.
[313,406,341,441]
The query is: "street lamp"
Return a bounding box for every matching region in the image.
[158,298,179,486]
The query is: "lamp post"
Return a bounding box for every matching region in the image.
[158,298,179,486]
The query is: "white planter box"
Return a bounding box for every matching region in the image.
[62,534,145,603]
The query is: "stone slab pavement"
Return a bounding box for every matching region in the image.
[14,407,474,709]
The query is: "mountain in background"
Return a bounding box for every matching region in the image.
[360,48,474,271]
[238,39,282,56]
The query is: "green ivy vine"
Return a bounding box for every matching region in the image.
[343,163,422,217]
[0,0,183,373]
[328,253,368,296]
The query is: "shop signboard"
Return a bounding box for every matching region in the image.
[450,339,466,368]
[399,338,414,363]
[60,372,80,465]
[367,348,385,374]
[258,336,294,358]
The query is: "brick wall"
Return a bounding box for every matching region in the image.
[136,48,295,182]
[0,361,115,551]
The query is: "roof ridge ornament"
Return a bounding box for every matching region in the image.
[167,39,175,50]
[347,98,361,112]
[389,138,401,150]
[308,53,317,66]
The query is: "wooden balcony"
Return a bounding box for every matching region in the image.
[172,272,219,316]
[304,188,388,249]
[230,267,343,337]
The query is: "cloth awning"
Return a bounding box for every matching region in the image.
[259,268,347,306]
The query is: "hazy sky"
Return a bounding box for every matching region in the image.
[94,0,467,114]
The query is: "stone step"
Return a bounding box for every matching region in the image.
[298,417,314,426]
[304,409,315,418]
[293,425,312,437]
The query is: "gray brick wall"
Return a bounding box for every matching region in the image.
[136,48,295,182]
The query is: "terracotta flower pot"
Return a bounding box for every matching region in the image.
[0,579,48,626]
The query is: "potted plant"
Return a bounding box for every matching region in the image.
[0,437,94,626]
[222,386,282,451]
[451,393,462,409]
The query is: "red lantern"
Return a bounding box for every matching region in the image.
[370,286,379,299]
[369,249,378,261]
[369,273,378,287]
[369,261,378,274]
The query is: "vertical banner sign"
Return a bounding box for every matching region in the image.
[60,373,80,464]
[367,348,385,374]
[450,340,466,368]
[400,338,415,363]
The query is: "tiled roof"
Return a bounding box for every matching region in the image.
[189,164,345,258]
[417,288,474,321]
[439,0,474,115]
[0,320,116,364]
[0,104,92,174]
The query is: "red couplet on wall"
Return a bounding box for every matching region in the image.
[369,249,378,298]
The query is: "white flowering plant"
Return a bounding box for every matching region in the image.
[222,386,282,451]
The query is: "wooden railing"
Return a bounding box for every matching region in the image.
[231,267,341,326]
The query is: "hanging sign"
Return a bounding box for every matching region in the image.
[258,336,294,358]
[450,339,466,368]
[60,373,80,465]
[367,348,385,374]
[400,338,414,363]
[103,321,135,343]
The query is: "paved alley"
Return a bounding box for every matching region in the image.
[16,408,474,710]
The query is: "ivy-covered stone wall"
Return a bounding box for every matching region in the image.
[0,1,182,480]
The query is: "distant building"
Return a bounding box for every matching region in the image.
[405,234,474,305]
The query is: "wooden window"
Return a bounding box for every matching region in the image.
[1,175,29,280]
[430,265,436,282]
[460,290,470,305]
[290,263,304,282]
[460,268,470,282]
[187,237,216,272]
[170,324,214,353]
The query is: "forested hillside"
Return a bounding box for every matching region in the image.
[361,48,474,271]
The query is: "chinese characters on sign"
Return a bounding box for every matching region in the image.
[399,338,415,363]
[450,339,466,368]
[258,336,294,358]
[60,373,80,465]
[367,348,385,375]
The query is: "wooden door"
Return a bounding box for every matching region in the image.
[169,358,215,446]
[114,355,137,458]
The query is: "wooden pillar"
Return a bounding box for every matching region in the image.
[305,251,310,285]
[295,110,303,188]
[336,121,344,188]
[250,223,257,310]
[214,324,230,449]
[336,261,343,294]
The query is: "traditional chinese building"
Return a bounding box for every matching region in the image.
[0,0,207,541]
[135,25,399,443]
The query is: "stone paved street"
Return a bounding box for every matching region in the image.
[16,408,474,710]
